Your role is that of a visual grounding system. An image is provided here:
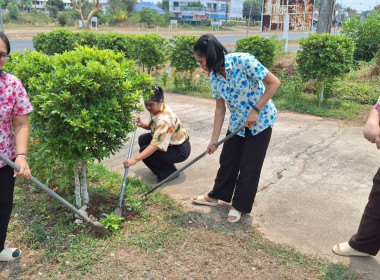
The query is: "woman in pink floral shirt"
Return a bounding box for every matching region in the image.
[123,86,190,182]
[0,32,33,262]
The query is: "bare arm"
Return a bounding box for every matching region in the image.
[246,71,281,126]
[12,114,31,178]
[363,108,380,149]
[207,98,226,154]
[123,144,159,167]
[135,116,150,130]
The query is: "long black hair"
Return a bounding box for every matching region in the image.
[149,85,164,102]
[0,31,10,77]
[193,34,228,75]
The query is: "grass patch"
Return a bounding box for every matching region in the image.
[4,163,360,279]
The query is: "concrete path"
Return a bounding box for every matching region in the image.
[102,93,380,279]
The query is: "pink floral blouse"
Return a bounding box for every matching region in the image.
[0,73,33,168]
[374,97,380,110]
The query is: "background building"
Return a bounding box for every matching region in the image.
[169,0,243,20]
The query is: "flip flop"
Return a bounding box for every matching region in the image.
[0,248,22,262]
[192,195,218,206]
[227,209,242,223]
[332,242,370,257]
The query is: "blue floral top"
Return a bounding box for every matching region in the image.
[210,52,277,137]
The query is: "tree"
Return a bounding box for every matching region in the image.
[296,33,354,102]
[157,0,168,12]
[317,0,335,33]
[187,1,202,8]
[138,7,158,28]
[6,47,153,207]
[341,12,380,62]
[50,0,65,11]
[243,0,262,21]
[71,0,101,30]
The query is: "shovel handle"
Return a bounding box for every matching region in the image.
[118,127,137,207]
[0,153,91,223]
[142,124,246,197]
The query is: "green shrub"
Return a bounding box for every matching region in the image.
[341,12,380,62]
[235,35,276,68]
[126,34,169,73]
[6,47,153,200]
[33,29,75,55]
[73,31,98,49]
[97,32,131,56]
[296,33,354,102]
[169,35,199,73]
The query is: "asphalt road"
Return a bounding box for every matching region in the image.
[9,31,307,53]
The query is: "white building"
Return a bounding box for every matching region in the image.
[169,0,244,20]
[31,0,72,10]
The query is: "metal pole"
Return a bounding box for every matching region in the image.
[225,0,228,28]
[0,7,4,33]
[246,0,253,37]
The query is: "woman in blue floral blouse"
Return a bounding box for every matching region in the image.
[192,34,281,223]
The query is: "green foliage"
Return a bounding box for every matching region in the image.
[296,33,354,82]
[73,31,98,49]
[32,31,168,73]
[169,35,199,73]
[57,14,67,27]
[235,35,276,68]
[33,29,75,55]
[126,34,168,73]
[341,12,380,62]
[6,3,20,21]
[7,47,153,166]
[138,7,159,28]
[97,32,131,55]
[100,212,124,233]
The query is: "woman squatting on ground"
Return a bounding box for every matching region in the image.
[123,86,191,183]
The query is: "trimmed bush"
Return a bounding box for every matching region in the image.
[296,33,354,102]
[341,12,380,62]
[235,35,276,68]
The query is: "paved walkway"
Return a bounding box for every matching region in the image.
[102,93,380,279]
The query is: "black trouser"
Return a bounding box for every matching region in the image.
[208,127,272,213]
[349,167,380,256]
[139,133,191,181]
[0,164,16,251]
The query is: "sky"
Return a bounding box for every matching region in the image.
[339,0,379,11]
[148,0,379,12]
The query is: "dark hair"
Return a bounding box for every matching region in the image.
[0,32,10,77]
[193,34,228,75]
[149,85,164,102]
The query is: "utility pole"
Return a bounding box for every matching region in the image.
[225,0,228,28]
[317,0,336,33]
[246,0,253,36]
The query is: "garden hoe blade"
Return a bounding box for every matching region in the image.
[0,153,111,237]
[115,127,137,218]
[141,124,246,198]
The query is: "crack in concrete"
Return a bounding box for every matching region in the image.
[259,123,342,192]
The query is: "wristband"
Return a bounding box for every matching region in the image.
[252,105,260,114]
[16,154,27,159]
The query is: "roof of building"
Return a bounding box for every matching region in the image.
[133,2,166,14]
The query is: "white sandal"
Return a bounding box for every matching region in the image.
[332,242,370,257]
[227,209,242,223]
[0,248,22,262]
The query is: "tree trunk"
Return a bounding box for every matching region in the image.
[317,0,335,34]
[74,161,81,208]
[80,160,89,204]
[319,80,325,103]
